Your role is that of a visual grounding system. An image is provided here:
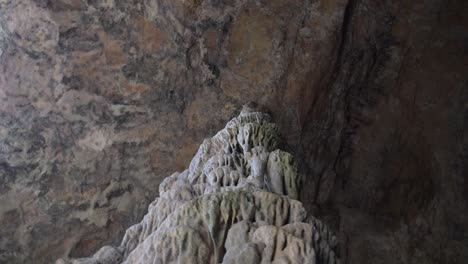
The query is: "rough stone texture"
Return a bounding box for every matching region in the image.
[0,0,467,263]
[58,108,340,264]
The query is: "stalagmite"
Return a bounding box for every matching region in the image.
[58,106,340,264]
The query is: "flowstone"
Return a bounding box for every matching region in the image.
[58,106,340,264]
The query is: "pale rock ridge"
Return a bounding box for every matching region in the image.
[58,106,340,264]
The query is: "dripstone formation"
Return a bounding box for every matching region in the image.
[58,106,340,264]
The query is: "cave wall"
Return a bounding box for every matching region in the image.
[0,0,466,263]
[299,1,468,263]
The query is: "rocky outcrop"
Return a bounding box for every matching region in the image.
[1,0,467,263]
[58,107,340,264]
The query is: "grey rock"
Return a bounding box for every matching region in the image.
[59,109,340,264]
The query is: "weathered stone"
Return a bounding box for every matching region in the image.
[0,0,467,263]
[58,108,340,264]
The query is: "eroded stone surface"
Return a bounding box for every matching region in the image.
[58,108,340,264]
[0,0,467,263]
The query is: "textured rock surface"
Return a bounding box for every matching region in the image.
[58,108,340,264]
[0,0,467,263]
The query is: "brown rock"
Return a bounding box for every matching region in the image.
[0,0,467,263]
[133,16,169,53]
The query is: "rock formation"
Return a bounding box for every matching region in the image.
[1,0,467,263]
[58,106,340,264]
